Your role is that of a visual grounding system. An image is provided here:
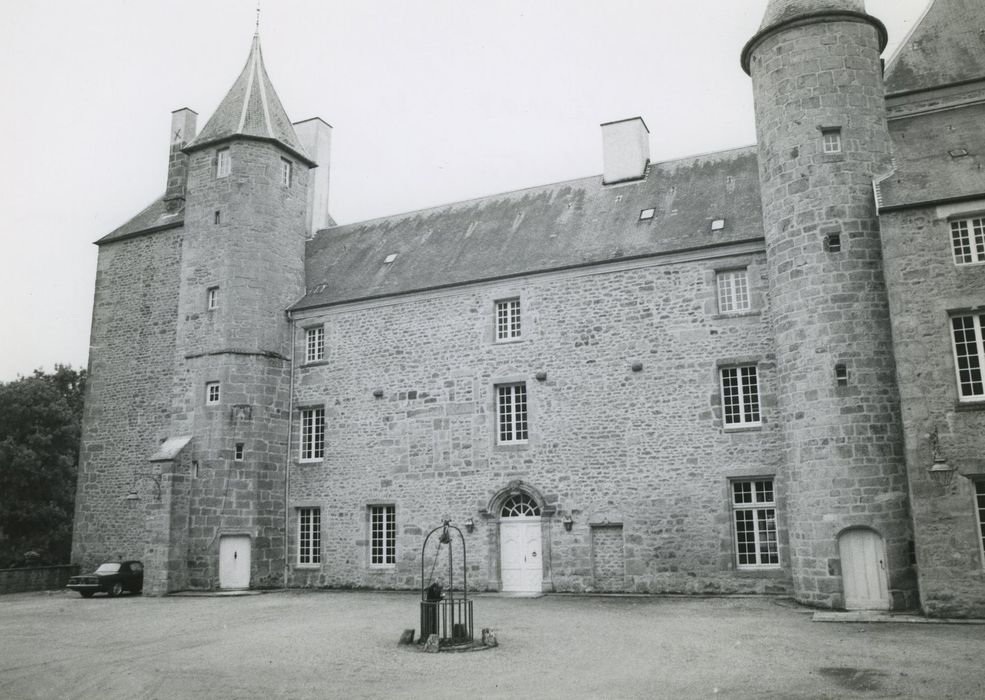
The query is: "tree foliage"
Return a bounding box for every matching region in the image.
[0,365,85,566]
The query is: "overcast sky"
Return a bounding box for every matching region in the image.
[0,0,929,381]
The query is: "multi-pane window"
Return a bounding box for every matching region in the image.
[496,298,522,341]
[300,407,325,461]
[370,505,396,566]
[207,286,219,310]
[732,478,779,568]
[721,366,761,426]
[951,314,985,400]
[281,158,292,187]
[206,382,220,405]
[234,443,244,461]
[216,148,231,178]
[821,128,842,154]
[497,383,528,443]
[951,217,985,265]
[305,326,325,363]
[298,507,321,565]
[975,481,985,567]
[717,270,750,314]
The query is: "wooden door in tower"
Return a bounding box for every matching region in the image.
[839,529,890,610]
[219,535,251,590]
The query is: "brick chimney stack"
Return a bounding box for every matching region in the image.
[294,117,333,237]
[164,108,198,213]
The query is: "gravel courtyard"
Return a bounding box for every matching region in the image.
[2,590,983,699]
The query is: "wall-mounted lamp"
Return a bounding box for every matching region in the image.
[464,518,475,533]
[562,515,573,532]
[631,362,643,372]
[535,372,548,382]
[125,474,162,502]
[927,428,957,488]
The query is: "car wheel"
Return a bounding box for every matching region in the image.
[80,592,94,599]
[110,582,124,597]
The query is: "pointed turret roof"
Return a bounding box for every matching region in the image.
[884,0,985,95]
[185,33,314,165]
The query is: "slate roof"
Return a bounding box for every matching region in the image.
[884,0,985,95]
[96,196,182,244]
[876,100,985,210]
[184,33,312,165]
[293,147,764,311]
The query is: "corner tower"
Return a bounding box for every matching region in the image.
[743,1,916,609]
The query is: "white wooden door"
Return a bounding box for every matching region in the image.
[500,518,542,592]
[219,535,251,589]
[839,529,889,610]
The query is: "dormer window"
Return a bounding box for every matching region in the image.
[216,148,231,178]
[821,128,842,154]
[281,158,292,187]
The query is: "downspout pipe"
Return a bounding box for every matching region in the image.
[284,311,296,589]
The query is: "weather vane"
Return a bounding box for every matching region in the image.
[256,0,261,31]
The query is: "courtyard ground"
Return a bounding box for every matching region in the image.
[1,590,984,699]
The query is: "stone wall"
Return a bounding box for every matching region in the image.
[748,16,915,608]
[287,250,792,595]
[880,204,985,617]
[0,565,80,595]
[72,229,183,573]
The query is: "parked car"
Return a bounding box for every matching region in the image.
[67,561,144,598]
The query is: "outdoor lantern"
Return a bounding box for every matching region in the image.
[562,515,574,532]
[927,429,957,488]
[464,518,475,533]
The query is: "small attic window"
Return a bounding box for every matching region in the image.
[384,254,398,264]
[711,219,726,231]
[949,149,969,158]
[639,208,655,221]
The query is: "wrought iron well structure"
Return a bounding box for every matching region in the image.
[420,519,473,646]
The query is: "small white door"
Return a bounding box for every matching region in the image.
[219,535,251,589]
[839,529,889,610]
[500,518,542,592]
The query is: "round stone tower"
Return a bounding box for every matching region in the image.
[742,1,915,609]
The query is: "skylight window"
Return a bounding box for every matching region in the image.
[639,208,655,221]
[949,149,969,158]
[711,219,726,231]
[384,254,398,264]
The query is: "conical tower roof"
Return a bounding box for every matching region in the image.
[742,0,887,74]
[185,33,314,165]
[884,0,985,94]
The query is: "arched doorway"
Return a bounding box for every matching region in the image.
[838,528,889,610]
[499,493,543,593]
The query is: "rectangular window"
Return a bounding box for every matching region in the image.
[821,128,842,154]
[721,366,761,427]
[717,270,750,314]
[281,158,293,187]
[975,481,985,568]
[495,298,522,341]
[300,407,325,461]
[234,443,244,461]
[732,478,780,568]
[370,505,396,566]
[207,286,219,310]
[951,314,985,400]
[216,148,231,178]
[206,382,220,405]
[951,217,985,265]
[298,507,321,565]
[497,383,528,443]
[305,326,325,363]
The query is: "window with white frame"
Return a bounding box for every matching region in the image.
[951,313,985,400]
[206,286,219,310]
[497,383,528,443]
[281,158,292,187]
[821,128,842,154]
[298,507,321,565]
[370,505,396,566]
[975,481,985,567]
[206,382,220,405]
[495,298,522,341]
[300,407,325,461]
[721,366,761,426]
[216,148,231,178]
[951,217,985,265]
[732,478,779,568]
[305,326,325,363]
[717,269,750,314]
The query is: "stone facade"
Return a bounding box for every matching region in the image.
[72,2,985,617]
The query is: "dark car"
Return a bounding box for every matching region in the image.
[67,561,144,598]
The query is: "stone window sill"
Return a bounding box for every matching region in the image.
[955,401,985,412]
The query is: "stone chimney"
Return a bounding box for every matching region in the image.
[164,108,198,213]
[601,117,650,185]
[294,118,333,236]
